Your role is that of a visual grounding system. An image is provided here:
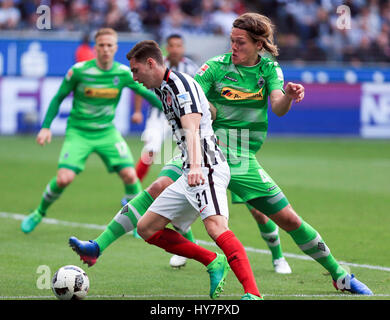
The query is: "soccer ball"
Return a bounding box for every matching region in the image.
[51,265,89,300]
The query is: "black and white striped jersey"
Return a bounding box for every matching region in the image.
[154,68,225,169]
[164,57,199,78]
[145,57,198,120]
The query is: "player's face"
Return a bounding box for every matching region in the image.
[95,34,118,66]
[130,58,155,89]
[166,37,184,64]
[230,28,262,66]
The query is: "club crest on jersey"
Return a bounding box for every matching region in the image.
[166,92,172,106]
[221,87,264,101]
[257,76,265,87]
[113,76,119,86]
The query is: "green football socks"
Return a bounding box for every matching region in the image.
[123,180,143,202]
[180,228,196,243]
[95,190,154,253]
[257,219,284,261]
[288,219,348,281]
[37,176,65,216]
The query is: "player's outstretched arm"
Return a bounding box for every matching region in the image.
[270,82,305,117]
[36,128,52,146]
[41,67,78,129]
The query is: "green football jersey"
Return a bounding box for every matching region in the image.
[194,52,284,164]
[42,59,162,131]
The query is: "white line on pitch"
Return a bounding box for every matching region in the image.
[1,293,390,300]
[2,211,390,273]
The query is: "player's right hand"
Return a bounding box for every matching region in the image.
[188,167,205,187]
[36,128,52,146]
[131,111,144,124]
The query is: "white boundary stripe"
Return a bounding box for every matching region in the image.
[2,211,390,273]
[1,293,390,300]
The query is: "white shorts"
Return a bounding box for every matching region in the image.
[148,161,230,233]
[142,108,172,153]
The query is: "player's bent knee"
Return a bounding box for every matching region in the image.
[204,215,229,241]
[250,208,269,224]
[146,177,173,199]
[135,218,150,240]
[119,167,138,184]
[270,205,301,231]
[57,169,75,187]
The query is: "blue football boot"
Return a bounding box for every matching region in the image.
[69,236,100,267]
[333,274,373,295]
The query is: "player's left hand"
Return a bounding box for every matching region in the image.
[285,82,305,103]
[131,111,144,124]
[188,167,205,187]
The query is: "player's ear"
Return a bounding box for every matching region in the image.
[146,57,155,68]
[256,40,263,51]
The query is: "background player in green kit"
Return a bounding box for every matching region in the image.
[70,14,372,295]
[21,28,162,234]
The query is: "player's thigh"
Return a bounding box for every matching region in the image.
[137,210,171,238]
[228,159,284,209]
[157,154,183,182]
[95,128,135,173]
[148,176,199,233]
[186,163,230,222]
[230,190,270,223]
[58,128,92,173]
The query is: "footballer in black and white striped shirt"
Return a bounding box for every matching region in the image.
[127,40,262,302]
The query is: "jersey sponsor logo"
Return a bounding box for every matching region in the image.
[196,64,209,76]
[84,87,119,99]
[224,75,238,82]
[221,87,264,101]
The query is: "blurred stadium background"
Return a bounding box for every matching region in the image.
[0,0,389,138]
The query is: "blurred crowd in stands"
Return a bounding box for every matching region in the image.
[1,0,389,65]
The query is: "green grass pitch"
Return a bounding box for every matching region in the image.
[0,135,389,300]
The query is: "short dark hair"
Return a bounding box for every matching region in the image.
[166,34,183,43]
[126,40,164,65]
